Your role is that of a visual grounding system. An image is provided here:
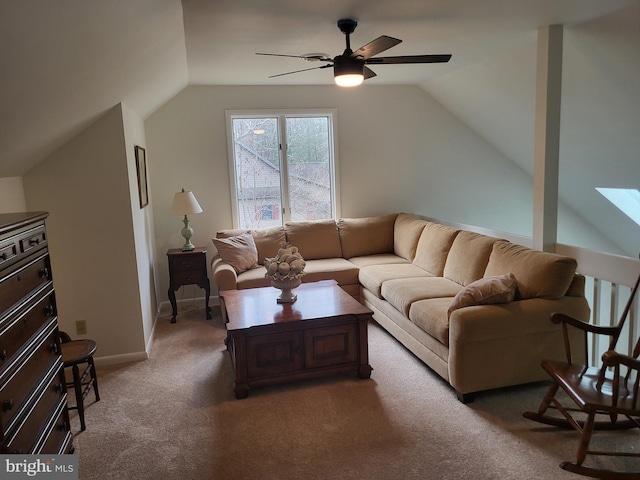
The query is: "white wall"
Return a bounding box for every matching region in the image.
[0,177,27,213]
[423,4,640,257]
[23,104,149,361]
[145,84,541,301]
[122,104,158,354]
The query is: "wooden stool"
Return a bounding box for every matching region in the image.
[60,338,100,431]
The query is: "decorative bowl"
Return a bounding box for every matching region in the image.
[271,276,302,303]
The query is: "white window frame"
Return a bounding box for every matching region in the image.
[225,109,341,228]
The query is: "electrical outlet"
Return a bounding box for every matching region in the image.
[76,320,87,335]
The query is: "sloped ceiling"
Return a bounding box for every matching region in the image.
[1,0,638,253]
[0,0,188,177]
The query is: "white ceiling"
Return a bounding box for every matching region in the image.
[182,0,634,85]
[1,1,638,256]
[0,0,634,177]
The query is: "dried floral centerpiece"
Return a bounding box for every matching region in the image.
[264,242,306,303]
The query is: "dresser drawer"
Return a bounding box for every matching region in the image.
[170,254,205,273]
[0,323,60,436]
[0,221,47,273]
[0,254,52,318]
[0,288,56,371]
[173,270,206,285]
[19,226,47,256]
[0,243,18,268]
[2,362,65,454]
[37,400,73,454]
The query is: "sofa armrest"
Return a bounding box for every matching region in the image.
[447,296,590,394]
[449,296,590,344]
[211,255,238,291]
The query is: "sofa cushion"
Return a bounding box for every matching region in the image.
[347,254,410,268]
[300,258,360,286]
[408,297,453,346]
[382,277,463,316]
[236,266,271,289]
[412,222,460,276]
[359,263,433,298]
[443,231,498,286]
[337,214,397,259]
[484,241,577,300]
[216,226,286,264]
[285,220,342,260]
[251,226,286,264]
[212,233,259,274]
[394,213,428,261]
[447,273,517,319]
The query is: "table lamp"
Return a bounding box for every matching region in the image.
[171,188,203,251]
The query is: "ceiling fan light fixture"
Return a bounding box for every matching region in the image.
[335,73,364,87]
[334,57,364,87]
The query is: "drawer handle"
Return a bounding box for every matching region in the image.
[2,399,14,412]
[49,343,59,355]
[0,252,7,260]
[39,267,50,278]
[45,305,55,316]
[0,350,7,361]
[29,237,40,246]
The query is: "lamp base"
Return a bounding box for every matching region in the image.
[180,215,195,251]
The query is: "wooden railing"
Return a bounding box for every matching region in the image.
[426,216,640,365]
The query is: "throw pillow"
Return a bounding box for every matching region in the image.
[212,233,259,274]
[447,273,517,319]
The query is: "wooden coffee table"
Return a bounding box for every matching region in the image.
[220,280,373,399]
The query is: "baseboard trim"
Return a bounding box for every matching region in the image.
[94,351,148,367]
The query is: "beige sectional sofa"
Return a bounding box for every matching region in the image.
[211,213,590,402]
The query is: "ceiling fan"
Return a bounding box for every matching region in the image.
[257,18,451,87]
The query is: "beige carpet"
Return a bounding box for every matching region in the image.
[71,305,639,479]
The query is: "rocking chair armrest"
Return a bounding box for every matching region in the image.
[551,313,619,337]
[551,313,620,364]
[602,350,640,371]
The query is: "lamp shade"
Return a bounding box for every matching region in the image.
[334,56,364,87]
[171,189,203,215]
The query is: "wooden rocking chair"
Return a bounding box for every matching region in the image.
[523,273,640,479]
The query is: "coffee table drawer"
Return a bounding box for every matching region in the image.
[246,331,304,377]
[304,323,358,369]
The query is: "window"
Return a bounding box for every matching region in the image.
[226,110,339,229]
[596,188,640,226]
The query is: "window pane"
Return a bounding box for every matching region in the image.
[285,117,332,222]
[232,118,282,229]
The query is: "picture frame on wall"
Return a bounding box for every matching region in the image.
[135,145,149,208]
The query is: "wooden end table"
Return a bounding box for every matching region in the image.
[167,247,212,323]
[220,280,373,399]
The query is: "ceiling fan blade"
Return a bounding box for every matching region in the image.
[257,53,333,62]
[351,36,402,60]
[268,64,333,78]
[364,66,377,79]
[366,54,452,65]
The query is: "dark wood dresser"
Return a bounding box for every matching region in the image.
[0,212,73,454]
